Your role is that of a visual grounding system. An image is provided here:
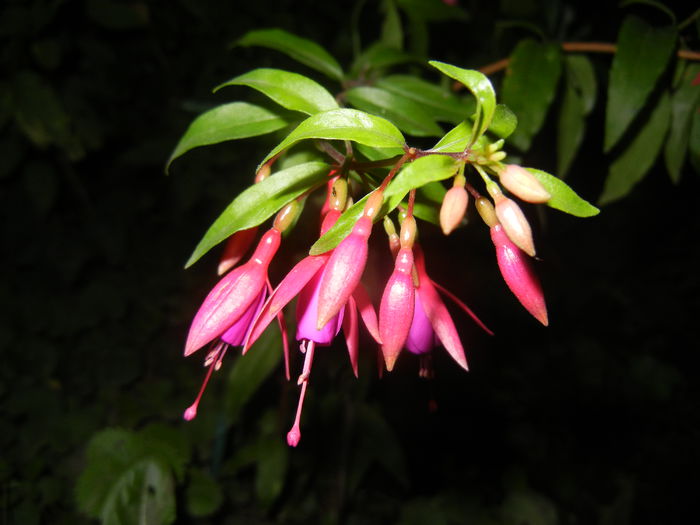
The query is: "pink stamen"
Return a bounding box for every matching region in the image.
[287,340,316,447]
[432,280,494,336]
[183,354,220,421]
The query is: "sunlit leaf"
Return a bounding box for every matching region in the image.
[526,168,599,217]
[237,28,344,81]
[259,108,406,167]
[215,68,338,115]
[310,155,459,254]
[345,86,443,136]
[429,61,496,143]
[376,75,472,123]
[600,92,671,205]
[501,39,562,151]
[604,16,676,151]
[167,102,290,172]
[664,63,700,183]
[186,161,329,267]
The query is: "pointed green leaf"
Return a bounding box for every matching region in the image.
[490,104,518,139]
[225,327,283,424]
[604,16,676,151]
[376,75,473,123]
[167,102,290,172]
[566,54,597,114]
[664,63,700,183]
[431,121,471,152]
[501,40,562,151]
[215,68,338,116]
[381,0,403,49]
[259,108,406,168]
[310,155,459,254]
[526,168,599,217]
[186,161,329,267]
[345,86,443,136]
[557,78,585,177]
[429,61,496,143]
[600,92,671,205]
[351,42,417,74]
[237,28,344,81]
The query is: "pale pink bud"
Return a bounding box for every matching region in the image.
[379,248,415,371]
[494,195,536,257]
[499,164,550,203]
[490,224,548,326]
[439,186,469,235]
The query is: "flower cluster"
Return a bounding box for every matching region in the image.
[182,153,554,446]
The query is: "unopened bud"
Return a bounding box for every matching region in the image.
[383,216,400,256]
[255,162,272,183]
[494,194,536,257]
[439,186,469,235]
[363,189,384,220]
[399,215,417,249]
[329,178,348,211]
[499,165,550,203]
[273,200,301,232]
[475,197,498,228]
[218,227,258,275]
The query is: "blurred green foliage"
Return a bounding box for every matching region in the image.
[1,0,699,524]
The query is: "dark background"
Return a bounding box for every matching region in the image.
[2,0,698,523]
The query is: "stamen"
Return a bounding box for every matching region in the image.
[419,354,435,379]
[183,354,220,421]
[287,340,316,447]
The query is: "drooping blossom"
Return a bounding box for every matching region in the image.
[490,223,548,326]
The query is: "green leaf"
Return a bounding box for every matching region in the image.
[310,155,459,254]
[429,61,496,143]
[381,0,403,49]
[255,434,288,507]
[186,161,329,267]
[690,108,700,175]
[431,121,470,152]
[566,54,597,115]
[604,16,677,151]
[664,63,700,183]
[185,469,223,518]
[501,39,562,151]
[215,68,338,116]
[526,168,600,217]
[167,102,290,172]
[376,75,472,123]
[76,429,176,525]
[237,28,344,81]
[224,327,283,424]
[351,42,417,74]
[557,55,597,176]
[345,86,443,136]
[600,92,671,205]
[490,104,518,139]
[259,108,406,167]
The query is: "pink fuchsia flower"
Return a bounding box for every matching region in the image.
[379,246,415,371]
[409,245,493,372]
[315,189,384,330]
[490,224,548,326]
[182,227,286,421]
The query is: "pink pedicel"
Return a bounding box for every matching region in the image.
[490,224,548,326]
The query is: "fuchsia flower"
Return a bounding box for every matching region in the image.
[490,224,548,326]
[182,227,284,420]
[243,207,381,447]
[406,245,493,372]
[379,245,415,370]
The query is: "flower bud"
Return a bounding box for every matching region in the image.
[379,248,415,371]
[273,200,301,232]
[494,194,536,257]
[475,197,498,228]
[329,177,348,212]
[490,224,548,325]
[218,227,258,275]
[439,186,469,235]
[499,164,550,203]
[363,189,384,220]
[399,215,417,249]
